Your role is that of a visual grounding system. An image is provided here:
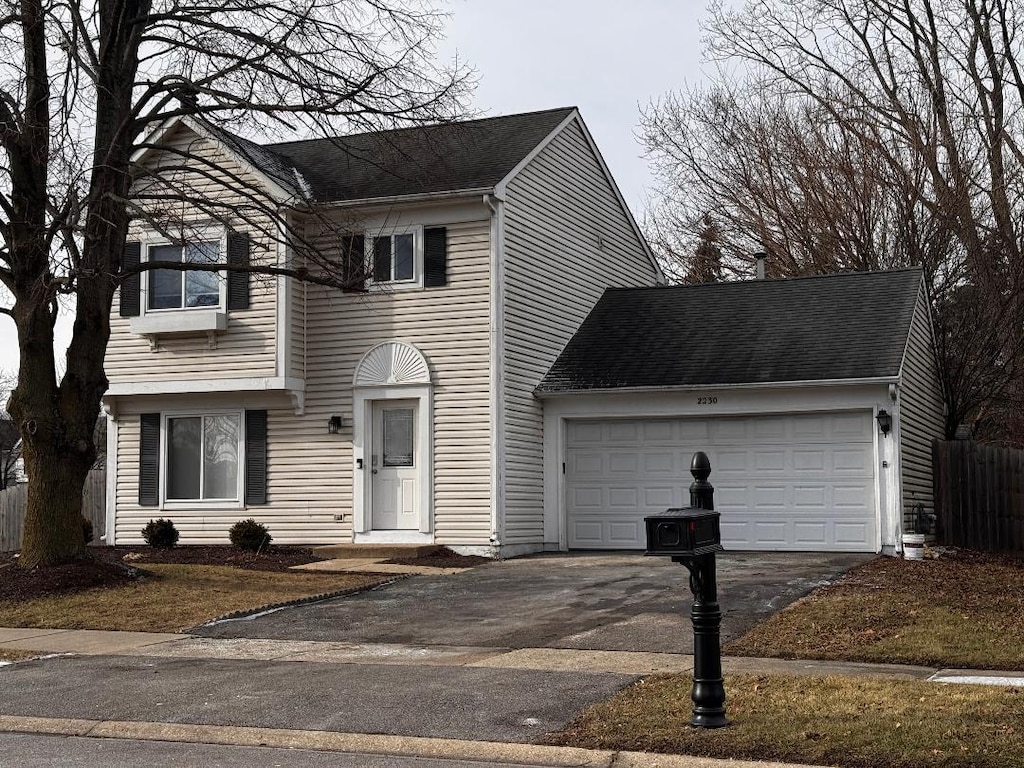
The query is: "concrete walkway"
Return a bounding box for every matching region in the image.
[2,627,1022,767]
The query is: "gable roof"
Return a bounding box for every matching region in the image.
[266,107,577,203]
[537,268,925,394]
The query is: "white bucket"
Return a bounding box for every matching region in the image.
[903,533,927,560]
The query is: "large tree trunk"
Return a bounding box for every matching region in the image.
[18,445,93,567]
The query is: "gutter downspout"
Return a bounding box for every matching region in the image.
[485,193,506,553]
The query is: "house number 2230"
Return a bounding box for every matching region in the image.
[697,397,718,405]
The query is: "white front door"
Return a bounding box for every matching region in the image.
[370,400,419,530]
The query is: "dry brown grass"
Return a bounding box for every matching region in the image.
[546,673,1024,768]
[0,565,391,633]
[724,552,1024,669]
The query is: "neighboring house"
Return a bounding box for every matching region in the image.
[536,268,945,554]
[103,107,662,556]
[0,419,22,489]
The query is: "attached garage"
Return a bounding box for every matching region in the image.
[538,269,946,555]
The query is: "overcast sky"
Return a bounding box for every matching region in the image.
[0,1,711,379]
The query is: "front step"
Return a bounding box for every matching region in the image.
[311,543,444,560]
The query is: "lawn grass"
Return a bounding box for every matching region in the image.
[545,673,1024,768]
[724,553,1024,669]
[0,565,391,633]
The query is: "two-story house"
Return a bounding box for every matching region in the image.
[103,107,663,556]
[104,107,945,558]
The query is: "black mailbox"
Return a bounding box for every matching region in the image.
[645,507,723,558]
[643,450,728,728]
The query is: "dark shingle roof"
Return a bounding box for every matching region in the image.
[261,107,576,202]
[537,269,924,393]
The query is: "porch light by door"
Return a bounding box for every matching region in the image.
[328,415,345,434]
[876,409,892,437]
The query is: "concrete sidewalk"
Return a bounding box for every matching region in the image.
[4,626,1023,685]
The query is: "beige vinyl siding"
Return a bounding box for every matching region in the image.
[113,398,351,545]
[112,219,491,546]
[289,275,306,379]
[501,118,660,545]
[107,122,279,383]
[301,218,492,545]
[899,283,946,522]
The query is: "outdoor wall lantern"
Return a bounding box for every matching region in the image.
[876,409,892,437]
[645,451,727,729]
[328,415,345,434]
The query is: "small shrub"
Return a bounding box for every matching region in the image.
[142,518,179,549]
[229,518,272,552]
[82,516,94,545]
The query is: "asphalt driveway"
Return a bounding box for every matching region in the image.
[194,551,870,653]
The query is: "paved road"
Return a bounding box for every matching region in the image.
[0,655,633,744]
[0,732,549,768]
[194,552,868,653]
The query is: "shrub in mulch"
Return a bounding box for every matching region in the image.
[228,518,273,552]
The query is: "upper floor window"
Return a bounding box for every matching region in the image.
[373,230,418,284]
[365,226,448,290]
[149,241,221,310]
[120,230,251,335]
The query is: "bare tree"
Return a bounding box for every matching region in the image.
[0,0,469,567]
[643,0,1024,440]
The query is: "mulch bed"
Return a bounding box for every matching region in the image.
[0,545,325,603]
[383,548,490,568]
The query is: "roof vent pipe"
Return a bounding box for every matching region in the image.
[754,251,767,280]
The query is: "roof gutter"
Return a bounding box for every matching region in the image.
[311,186,495,210]
[534,376,899,399]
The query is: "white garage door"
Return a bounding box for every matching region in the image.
[565,412,877,552]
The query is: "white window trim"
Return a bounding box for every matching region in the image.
[130,227,228,335]
[367,225,424,290]
[160,408,245,511]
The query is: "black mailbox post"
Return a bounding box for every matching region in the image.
[645,451,727,728]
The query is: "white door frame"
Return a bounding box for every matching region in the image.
[352,341,433,541]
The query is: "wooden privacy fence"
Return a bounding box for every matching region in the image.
[933,440,1024,556]
[0,469,106,552]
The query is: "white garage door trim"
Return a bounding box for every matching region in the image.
[565,411,877,552]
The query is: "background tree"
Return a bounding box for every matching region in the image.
[642,0,1024,441]
[0,0,469,567]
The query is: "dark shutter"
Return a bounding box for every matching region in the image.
[423,227,448,287]
[226,232,250,310]
[244,409,267,505]
[373,236,392,282]
[139,413,160,506]
[120,241,142,317]
[341,234,365,291]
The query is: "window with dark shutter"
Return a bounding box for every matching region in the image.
[244,409,268,505]
[120,242,142,317]
[139,413,160,506]
[423,227,447,287]
[226,232,250,310]
[341,234,365,291]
